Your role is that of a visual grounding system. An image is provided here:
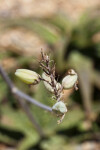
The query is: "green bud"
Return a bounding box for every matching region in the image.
[15,69,40,84]
[42,72,61,93]
[52,101,67,114]
[42,72,53,92]
[62,69,78,89]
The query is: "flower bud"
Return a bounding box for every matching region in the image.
[56,82,62,91]
[42,72,61,93]
[62,69,78,89]
[52,101,67,114]
[15,69,40,84]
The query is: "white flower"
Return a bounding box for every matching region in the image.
[52,101,67,114]
[15,69,40,84]
[62,69,78,89]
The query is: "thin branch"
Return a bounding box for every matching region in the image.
[0,65,53,137]
[0,65,52,112]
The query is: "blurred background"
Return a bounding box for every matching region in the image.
[0,0,100,150]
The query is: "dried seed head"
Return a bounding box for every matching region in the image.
[62,69,78,89]
[52,101,67,114]
[15,69,40,84]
